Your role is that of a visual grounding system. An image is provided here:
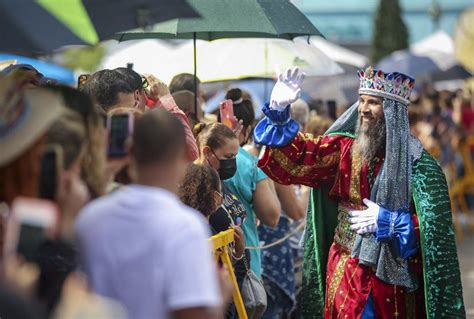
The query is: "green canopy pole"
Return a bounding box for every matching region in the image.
[193,32,198,122]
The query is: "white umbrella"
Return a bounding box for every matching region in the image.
[410,30,458,71]
[309,36,368,68]
[101,39,176,73]
[151,37,343,83]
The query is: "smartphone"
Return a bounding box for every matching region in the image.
[107,113,134,158]
[77,74,90,90]
[39,145,63,200]
[219,99,235,129]
[5,197,59,262]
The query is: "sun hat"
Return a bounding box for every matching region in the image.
[0,74,64,166]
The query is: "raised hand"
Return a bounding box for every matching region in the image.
[270,67,306,111]
[143,73,170,101]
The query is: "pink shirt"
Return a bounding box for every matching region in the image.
[155,94,199,161]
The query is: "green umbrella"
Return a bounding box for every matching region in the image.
[116,0,323,116]
[116,0,322,41]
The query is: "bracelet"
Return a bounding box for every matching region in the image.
[231,250,244,261]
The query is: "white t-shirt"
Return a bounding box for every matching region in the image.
[75,184,221,319]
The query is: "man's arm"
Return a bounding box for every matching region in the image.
[256,122,343,188]
[253,178,281,227]
[144,74,198,161]
[158,94,198,161]
[172,307,221,319]
[274,183,306,220]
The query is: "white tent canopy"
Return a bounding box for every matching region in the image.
[309,36,368,68]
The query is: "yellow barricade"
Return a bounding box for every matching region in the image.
[209,229,248,319]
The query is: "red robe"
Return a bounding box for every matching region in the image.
[258,133,425,318]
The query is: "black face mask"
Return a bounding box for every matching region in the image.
[210,149,237,180]
[217,157,237,180]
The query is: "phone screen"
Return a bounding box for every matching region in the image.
[17,224,45,262]
[9,198,59,263]
[219,100,235,129]
[39,148,58,200]
[107,114,132,158]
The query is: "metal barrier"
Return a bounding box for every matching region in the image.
[209,229,248,319]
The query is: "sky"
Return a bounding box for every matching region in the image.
[292,0,473,43]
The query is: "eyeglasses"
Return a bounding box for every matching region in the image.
[210,149,237,161]
[215,190,224,201]
[141,76,149,89]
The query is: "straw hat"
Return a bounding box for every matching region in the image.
[0,75,64,166]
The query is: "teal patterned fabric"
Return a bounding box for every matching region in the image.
[412,151,465,318]
[301,150,465,318]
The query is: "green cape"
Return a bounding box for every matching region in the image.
[300,150,466,318]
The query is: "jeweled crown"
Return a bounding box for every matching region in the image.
[358,67,415,105]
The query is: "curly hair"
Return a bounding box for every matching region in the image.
[179,164,220,218]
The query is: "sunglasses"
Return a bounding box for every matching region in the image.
[141,76,149,90]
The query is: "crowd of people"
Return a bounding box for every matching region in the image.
[0,61,471,319]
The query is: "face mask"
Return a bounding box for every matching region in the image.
[217,157,237,180]
[210,149,237,180]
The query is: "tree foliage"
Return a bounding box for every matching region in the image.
[370,0,409,64]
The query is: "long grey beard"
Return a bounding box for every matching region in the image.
[352,117,386,164]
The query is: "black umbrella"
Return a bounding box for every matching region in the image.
[0,0,199,54]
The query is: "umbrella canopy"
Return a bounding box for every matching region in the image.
[0,53,75,85]
[309,36,368,68]
[454,8,474,72]
[376,50,441,79]
[128,38,342,83]
[410,30,457,71]
[116,0,322,41]
[0,0,199,54]
[101,39,176,72]
[431,65,471,82]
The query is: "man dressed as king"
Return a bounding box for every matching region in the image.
[253,67,465,318]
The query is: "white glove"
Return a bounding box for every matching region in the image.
[270,67,305,111]
[348,198,380,234]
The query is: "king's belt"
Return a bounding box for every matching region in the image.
[333,205,358,251]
